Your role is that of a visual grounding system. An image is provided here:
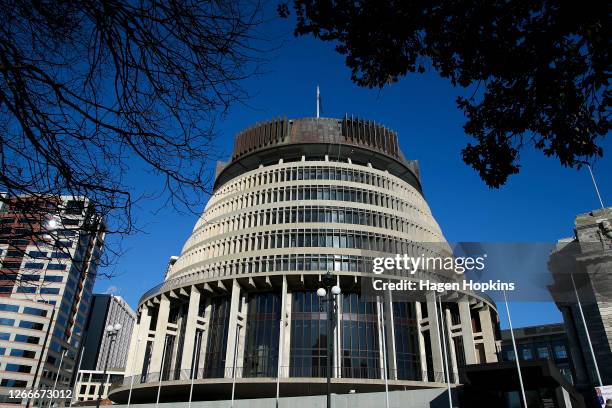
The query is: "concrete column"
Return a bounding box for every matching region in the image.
[150,295,171,374]
[458,299,477,365]
[180,286,201,372]
[124,320,141,377]
[426,292,445,382]
[415,301,429,381]
[129,306,150,376]
[444,309,459,383]
[384,291,398,380]
[224,280,242,378]
[478,306,498,363]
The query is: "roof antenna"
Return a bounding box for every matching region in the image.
[316,85,321,118]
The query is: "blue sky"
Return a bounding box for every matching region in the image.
[93,13,611,330]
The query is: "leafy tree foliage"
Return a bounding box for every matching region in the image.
[283,1,609,187]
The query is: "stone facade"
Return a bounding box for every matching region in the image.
[549,207,612,389]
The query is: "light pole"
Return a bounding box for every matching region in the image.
[317,271,341,408]
[96,323,122,408]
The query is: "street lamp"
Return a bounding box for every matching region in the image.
[317,271,341,408]
[96,323,122,408]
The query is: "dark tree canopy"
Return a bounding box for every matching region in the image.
[0,0,261,267]
[283,1,610,187]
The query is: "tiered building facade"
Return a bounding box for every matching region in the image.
[110,117,501,404]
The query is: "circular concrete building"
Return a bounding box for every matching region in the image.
[109,117,501,404]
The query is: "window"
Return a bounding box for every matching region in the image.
[23,307,47,317]
[0,379,28,387]
[0,304,19,313]
[537,346,550,359]
[23,262,44,270]
[44,275,63,282]
[47,263,66,271]
[40,288,60,295]
[51,252,70,259]
[5,364,32,373]
[554,345,567,359]
[14,334,39,344]
[0,333,10,340]
[522,348,533,360]
[17,286,36,293]
[2,261,22,269]
[10,349,36,358]
[19,321,44,330]
[0,318,15,326]
[243,293,280,378]
[21,274,40,281]
[28,251,48,258]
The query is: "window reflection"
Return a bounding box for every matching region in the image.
[243,292,280,378]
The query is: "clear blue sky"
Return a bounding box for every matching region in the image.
[93,12,612,330]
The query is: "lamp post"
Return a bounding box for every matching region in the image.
[317,271,341,408]
[96,323,122,408]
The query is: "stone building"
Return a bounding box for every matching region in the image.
[549,207,612,393]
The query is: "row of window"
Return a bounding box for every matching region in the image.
[0,274,64,282]
[183,228,443,268]
[11,286,62,295]
[0,332,40,344]
[0,318,45,330]
[205,184,426,227]
[214,163,417,202]
[190,205,436,249]
[503,343,568,361]
[2,250,71,259]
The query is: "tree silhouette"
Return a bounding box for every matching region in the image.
[282,0,609,187]
[0,0,262,272]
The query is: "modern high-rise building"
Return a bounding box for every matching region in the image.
[71,294,135,404]
[0,195,105,407]
[80,294,135,372]
[109,117,501,406]
[549,207,612,394]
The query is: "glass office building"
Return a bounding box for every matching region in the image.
[110,117,501,403]
[0,196,105,406]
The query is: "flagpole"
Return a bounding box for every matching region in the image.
[49,349,66,407]
[316,85,320,119]
[378,296,390,408]
[503,290,528,408]
[155,337,168,408]
[127,338,141,408]
[570,273,603,387]
[68,347,85,407]
[231,325,241,408]
[437,294,453,408]
[188,331,201,407]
